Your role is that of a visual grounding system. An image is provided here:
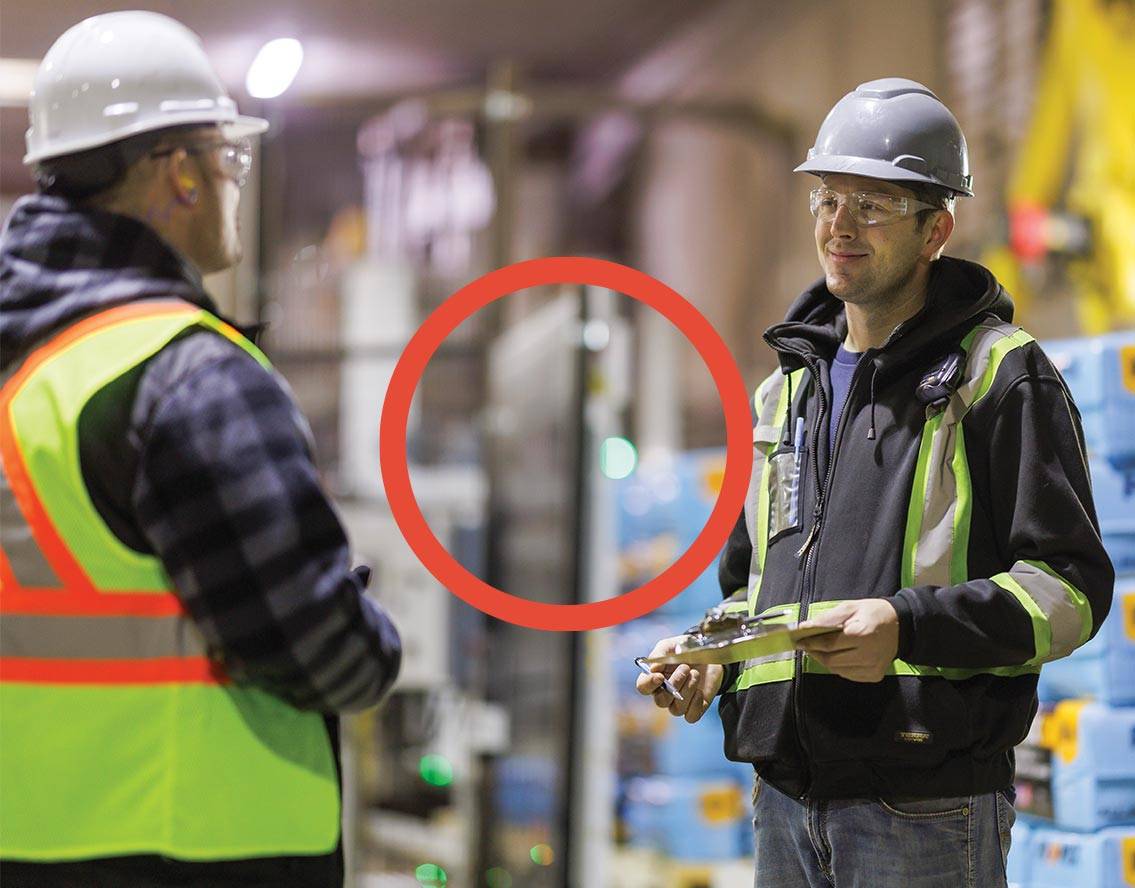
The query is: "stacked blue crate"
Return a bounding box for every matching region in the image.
[614,448,754,862]
[1046,332,1135,474]
[1026,825,1135,888]
[1045,700,1135,831]
[1008,332,1135,887]
[1046,332,1135,571]
[622,776,745,861]
[1038,578,1135,705]
[1088,456,1135,575]
[1006,818,1033,888]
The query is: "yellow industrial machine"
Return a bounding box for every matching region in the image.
[995,0,1135,332]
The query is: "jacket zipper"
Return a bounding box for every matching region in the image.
[798,352,869,796]
[772,343,877,797]
[770,320,913,798]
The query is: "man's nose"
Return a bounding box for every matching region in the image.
[829,202,858,237]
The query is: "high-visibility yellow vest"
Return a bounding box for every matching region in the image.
[0,301,339,862]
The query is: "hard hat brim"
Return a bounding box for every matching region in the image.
[222,115,270,142]
[794,155,973,197]
[24,113,269,166]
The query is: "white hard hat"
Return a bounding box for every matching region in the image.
[24,10,267,165]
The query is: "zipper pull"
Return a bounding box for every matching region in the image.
[795,504,823,558]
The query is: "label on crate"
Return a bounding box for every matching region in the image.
[1122,344,1135,395]
[1042,699,1089,764]
[698,785,743,824]
[1123,835,1135,885]
[1124,592,1135,642]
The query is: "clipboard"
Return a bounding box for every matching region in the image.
[644,623,840,665]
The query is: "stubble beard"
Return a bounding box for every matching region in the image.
[826,254,918,312]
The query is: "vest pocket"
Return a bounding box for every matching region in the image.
[768,447,806,539]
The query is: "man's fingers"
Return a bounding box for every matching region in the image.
[645,663,688,708]
[636,671,664,696]
[684,685,710,723]
[668,668,698,716]
[797,633,855,654]
[805,649,867,670]
[798,603,856,630]
[803,650,887,683]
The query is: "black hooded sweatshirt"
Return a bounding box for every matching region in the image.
[717,256,1114,801]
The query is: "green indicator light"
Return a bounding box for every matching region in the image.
[415,862,447,886]
[529,844,554,866]
[485,866,513,888]
[419,754,454,787]
[600,437,637,480]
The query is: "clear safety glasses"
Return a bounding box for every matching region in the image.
[809,187,942,227]
[152,137,254,188]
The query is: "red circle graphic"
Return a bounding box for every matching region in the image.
[380,257,751,631]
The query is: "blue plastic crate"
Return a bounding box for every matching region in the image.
[1005,815,1033,888]
[650,705,734,779]
[1046,700,1135,831]
[622,776,746,861]
[1039,577,1135,706]
[736,761,756,858]
[1046,331,1135,473]
[1091,457,1135,575]
[660,565,727,616]
[1028,824,1135,888]
[616,449,735,617]
[672,448,728,551]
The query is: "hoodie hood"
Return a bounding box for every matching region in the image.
[0,193,213,372]
[764,256,1014,375]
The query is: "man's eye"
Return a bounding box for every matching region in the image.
[819,198,839,209]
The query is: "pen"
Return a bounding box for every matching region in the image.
[634,657,684,702]
[793,416,805,460]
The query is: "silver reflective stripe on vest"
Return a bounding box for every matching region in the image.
[728,603,799,692]
[0,612,210,660]
[745,372,787,553]
[1,470,61,589]
[903,322,1093,663]
[991,560,1093,663]
[745,369,804,616]
[903,324,1034,589]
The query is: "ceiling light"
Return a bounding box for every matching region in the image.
[246,38,303,99]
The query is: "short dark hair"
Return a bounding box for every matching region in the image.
[35,124,206,201]
[902,180,955,231]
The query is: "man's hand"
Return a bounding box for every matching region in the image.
[796,599,899,683]
[635,635,724,723]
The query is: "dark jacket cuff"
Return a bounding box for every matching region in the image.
[889,592,915,661]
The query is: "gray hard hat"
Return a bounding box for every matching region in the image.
[795,78,973,197]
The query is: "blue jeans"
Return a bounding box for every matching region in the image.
[751,776,1014,888]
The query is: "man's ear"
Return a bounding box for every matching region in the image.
[162,149,198,206]
[924,210,954,260]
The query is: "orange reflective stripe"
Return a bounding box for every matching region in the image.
[0,657,226,684]
[0,300,196,613]
[0,546,23,596]
[0,417,94,598]
[0,586,187,616]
